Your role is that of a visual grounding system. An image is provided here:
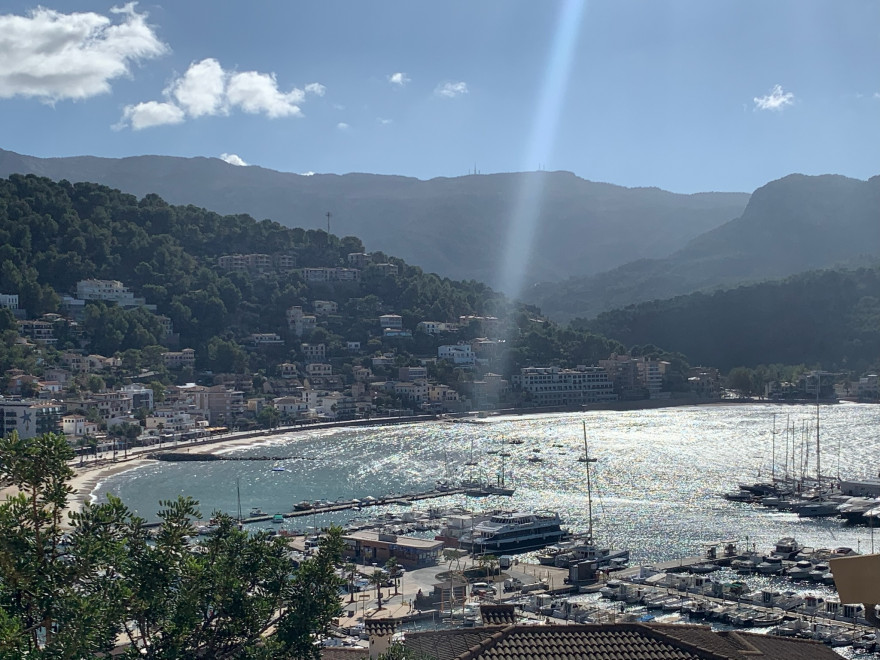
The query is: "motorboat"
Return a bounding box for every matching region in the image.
[785,560,814,580]
[460,510,567,555]
[769,537,802,560]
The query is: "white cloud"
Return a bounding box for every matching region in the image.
[753,84,795,111]
[388,72,410,87]
[220,153,248,166]
[434,81,468,98]
[336,122,349,130]
[0,4,167,102]
[874,92,880,99]
[299,171,315,176]
[118,57,324,128]
[116,101,184,130]
[169,58,226,117]
[226,70,304,118]
[378,117,392,125]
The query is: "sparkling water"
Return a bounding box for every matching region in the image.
[94,403,880,564]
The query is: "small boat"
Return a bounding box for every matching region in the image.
[527,455,544,463]
[272,514,284,523]
[249,507,266,517]
[577,422,597,464]
[271,466,286,472]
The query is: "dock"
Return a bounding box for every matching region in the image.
[143,486,466,528]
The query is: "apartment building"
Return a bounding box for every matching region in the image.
[511,366,617,406]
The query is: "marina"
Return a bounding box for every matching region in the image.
[95,404,880,562]
[90,403,880,655]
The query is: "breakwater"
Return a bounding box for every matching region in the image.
[149,452,317,462]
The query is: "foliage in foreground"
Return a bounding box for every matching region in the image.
[0,432,343,659]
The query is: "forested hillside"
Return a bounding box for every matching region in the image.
[578,267,880,374]
[527,174,880,322]
[0,148,749,290]
[0,174,626,380]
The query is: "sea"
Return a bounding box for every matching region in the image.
[93,402,880,565]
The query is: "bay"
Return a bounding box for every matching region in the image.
[93,403,880,564]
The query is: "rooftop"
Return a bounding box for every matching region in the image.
[402,623,842,660]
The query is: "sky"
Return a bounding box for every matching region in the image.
[0,0,878,194]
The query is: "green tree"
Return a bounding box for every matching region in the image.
[368,569,386,611]
[0,432,130,657]
[385,557,402,596]
[268,527,345,660]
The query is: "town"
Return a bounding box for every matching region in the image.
[3,271,878,455]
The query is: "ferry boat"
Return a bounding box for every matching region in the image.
[460,510,567,555]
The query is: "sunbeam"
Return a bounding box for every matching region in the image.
[498,0,587,299]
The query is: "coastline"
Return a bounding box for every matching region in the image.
[5,396,860,518]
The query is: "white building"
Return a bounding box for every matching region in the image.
[306,363,333,377]
[301,343,326,363]
[379,314,403,331]
[416,321,450,335]
[76,279,151,309]
[162,348,196,369]
[511,366,618,406]
[62,414,100,438]
[313,300,338,315]
[438,344,475,366]
[287,306,317,337]
[0,294,19,310]
[121,384,154,411]
[0,399,64,439]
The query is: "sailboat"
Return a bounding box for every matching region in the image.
[464,446,515,497]
[464,437,478,466]
[538,422,629,570]
[796,381,842,517]
[577,421,595,463]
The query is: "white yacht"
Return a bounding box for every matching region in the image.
[460,510,567,555]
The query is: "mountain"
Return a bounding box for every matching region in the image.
[525,174,880,322]
[0,148,748,291]
[578,265,880,373]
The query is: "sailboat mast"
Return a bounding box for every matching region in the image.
[237,478,242,523]
[771,413,776,484]
[583,421,596,541]
[815,375,821,484]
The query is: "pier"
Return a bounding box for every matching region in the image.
[149,452,317,462]
[143,485,465,528]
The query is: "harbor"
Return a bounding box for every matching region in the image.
[92,404,880,654]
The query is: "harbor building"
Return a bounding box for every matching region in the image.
[342,530,443,568]
[511,366,617,406]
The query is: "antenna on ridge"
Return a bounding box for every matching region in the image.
[326,211,331,235]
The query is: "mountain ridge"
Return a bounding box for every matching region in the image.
[0,147,749,291]
[524,172,880,322]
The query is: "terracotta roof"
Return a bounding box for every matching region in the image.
[479,604,517,625]
[364,618,397,637]
[402,623,843,660]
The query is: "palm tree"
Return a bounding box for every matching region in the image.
[345,563,358,603]
[369,569,386,610]
[385,557,402,596]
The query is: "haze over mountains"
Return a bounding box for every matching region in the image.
[526,173,880,322]
[2,148,876,330]
[0,148,747,293]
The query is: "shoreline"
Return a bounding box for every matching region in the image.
[11,396,867,517]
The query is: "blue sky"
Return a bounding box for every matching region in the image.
[0,0,877,193]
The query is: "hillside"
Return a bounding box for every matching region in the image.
[578,266,880,373]
[0,148,749,291]
[0,174,626,379]
[525,173,880,322]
